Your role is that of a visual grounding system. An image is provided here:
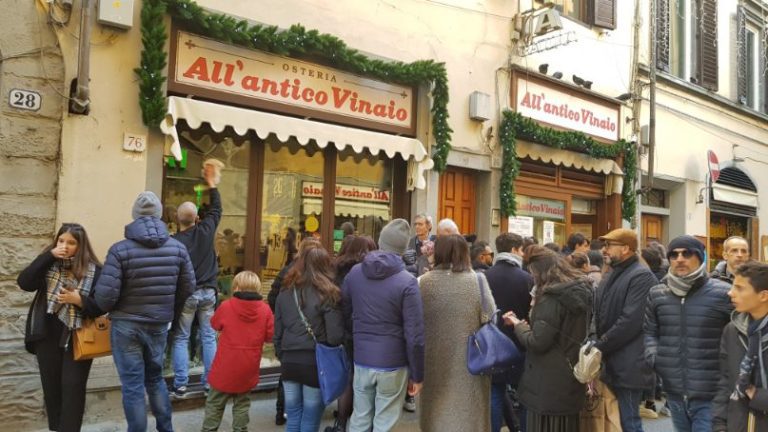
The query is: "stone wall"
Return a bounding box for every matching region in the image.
[0,1,64,428]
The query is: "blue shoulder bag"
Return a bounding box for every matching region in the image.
[467,273,523,375]
[293,288,350,405]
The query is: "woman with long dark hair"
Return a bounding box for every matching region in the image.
[418,234,495,432]
[328,235,377,432]
[274,246,345,432]
[17,223,102,432]
[503,245,592,432]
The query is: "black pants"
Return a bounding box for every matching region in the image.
[35,315,93,432]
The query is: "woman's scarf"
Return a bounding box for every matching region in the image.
[665,262,707,297]
[733,315,768,400]
[45,258,95,330]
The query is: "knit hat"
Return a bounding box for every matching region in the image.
[378,219,411,255]
[132,191,163,220]
[667,235,706,263]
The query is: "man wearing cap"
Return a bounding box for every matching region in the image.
[87,191,196,432]
[645,235,732,431]
[594,228,657,432]
[342,219,426,432]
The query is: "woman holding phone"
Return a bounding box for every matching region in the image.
[17,223,102,432]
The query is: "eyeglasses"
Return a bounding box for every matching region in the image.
[668,250,694,260]
[482,252,495,257]
[604,242,625,247]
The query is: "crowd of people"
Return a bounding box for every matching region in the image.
[16,167,768,432]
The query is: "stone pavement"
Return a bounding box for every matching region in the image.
[34,390,673,432]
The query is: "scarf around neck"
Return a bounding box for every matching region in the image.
[45,258,96,330]
[733,315,768,400]
[666,262,707,297]
[494,252,523,268]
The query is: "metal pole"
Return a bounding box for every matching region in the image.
[71,0,93,114]
[648,0,657,192]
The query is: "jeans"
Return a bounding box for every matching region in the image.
[283,380,325,432]
[349,365,408,432]
[202,388,250,432]
[172,288,217,388]
[111,319,173,432]
[614,387,644,432]
[667,396,713,432]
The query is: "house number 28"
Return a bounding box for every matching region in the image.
[9,89,42,111]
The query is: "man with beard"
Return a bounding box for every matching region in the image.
[594,228,657,432]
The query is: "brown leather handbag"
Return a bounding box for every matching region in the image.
[73,316,111,361]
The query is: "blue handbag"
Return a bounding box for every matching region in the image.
[293,289,350,405]
[467,273,523,376]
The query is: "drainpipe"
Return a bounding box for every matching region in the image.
[70,0,94,114]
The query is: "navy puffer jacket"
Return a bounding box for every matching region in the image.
[644,275,732,400]
[92,217,195,324]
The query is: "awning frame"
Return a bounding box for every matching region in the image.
[160,96,434,190]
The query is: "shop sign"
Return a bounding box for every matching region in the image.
[302,181,390,203]
[517,196,565,221]
[508,216,534,237]
[170,31,415,134]
[515,76,620,141]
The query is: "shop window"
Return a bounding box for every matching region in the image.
[710,213,750,268]
[163,136,251,288]
[516,195,567,246]
[261,135,325,281]
[333,147,393,252]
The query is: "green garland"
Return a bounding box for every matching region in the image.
[135,0,453,171]
[499,111,637,222]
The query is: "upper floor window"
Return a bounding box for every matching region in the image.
[533,0,616,30]
[736,4,767,113]
[657,0,718,91]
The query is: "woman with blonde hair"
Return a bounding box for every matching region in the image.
[17,223,102,432]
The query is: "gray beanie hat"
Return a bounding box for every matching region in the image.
[132,191,163,220]
[378,218,411,255]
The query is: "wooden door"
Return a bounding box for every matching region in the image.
[438,168,476,235]
[642,214,664,247]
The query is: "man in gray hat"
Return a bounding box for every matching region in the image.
[342,219,425,432]
[89,191,195,432]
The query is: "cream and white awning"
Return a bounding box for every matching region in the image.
[516,140,625,195]
[160,96,433,190]
[713,183,758,208]
[302,198,391,219]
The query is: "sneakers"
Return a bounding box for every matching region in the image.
[170,385,188,399]
[403,395,416,412]
[639,406,658,419]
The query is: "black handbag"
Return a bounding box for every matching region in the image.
[467,273,523,375]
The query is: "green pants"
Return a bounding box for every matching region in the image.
[202,388,251,432]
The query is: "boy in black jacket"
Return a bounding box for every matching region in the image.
[714,261,768,432]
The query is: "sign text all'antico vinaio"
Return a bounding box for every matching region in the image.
[172,31,414,132]
[515,76,620,142]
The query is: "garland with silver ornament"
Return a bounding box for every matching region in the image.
[136,0,453,171]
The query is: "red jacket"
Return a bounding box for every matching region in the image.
[207,292,274,394]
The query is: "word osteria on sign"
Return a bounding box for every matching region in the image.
[169,31,415,134]
[515,76,619,141]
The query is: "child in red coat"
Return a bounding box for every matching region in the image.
[202,271,274,432]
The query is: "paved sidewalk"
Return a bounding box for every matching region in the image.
[37,391,672,431]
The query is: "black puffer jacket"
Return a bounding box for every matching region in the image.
[514,278,592,416]
[91,217,196,323]
[711,261,735,285]
[594,255,657,390]
[712,312,768,432]
[644,274,732,400]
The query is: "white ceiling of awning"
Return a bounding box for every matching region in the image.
[160,96,433,190]
[302,198,391,219]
